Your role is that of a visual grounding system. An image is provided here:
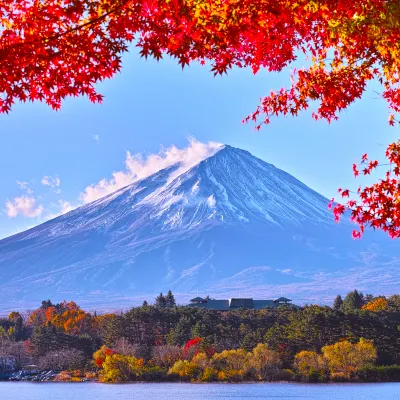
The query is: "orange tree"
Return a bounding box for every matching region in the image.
[362,297,389,312]
[1,0,400,237]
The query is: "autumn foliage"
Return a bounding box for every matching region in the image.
[294,339,377,381]
[322,338,377,379]
[330,141,400,238]
[1,1,400,236]
[93,345,116,368]
[28,300,95,335]
[1,0,400,119]
[362,297,389,312]
[183,337,202,359]
[2,294,400,382]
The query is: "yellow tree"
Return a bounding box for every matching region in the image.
[93,345,115,368]
[322,338,377,379]
[293,350,328,380]
[100,353,145,382]
[211,349,249,372]
[168,359,200,379]
[249,343,282,381]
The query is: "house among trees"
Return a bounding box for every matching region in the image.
[187,296,297,310]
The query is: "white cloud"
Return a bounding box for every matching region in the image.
[16,181,28,190]
[6,196,44,218]
[80,138,222,204]
[42,200,78,221]
[59,200,74,215]
[93,134,100,142]
[41,176,60,188]
[16,181,33,194]
[3,140,222,227]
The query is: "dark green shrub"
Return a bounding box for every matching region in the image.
[356,365,400,382]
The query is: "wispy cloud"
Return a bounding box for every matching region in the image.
[93,134,100,142]
[2,139,222,232]
[16,181,34,194]
[43,200,76,221]
[59,200,74,215]
[80,138,222,204]
[6,196,43,218]
[41,176,60,188]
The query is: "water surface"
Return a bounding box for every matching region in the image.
[0,382,399,400]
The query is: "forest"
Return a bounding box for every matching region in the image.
[1,290,400,383]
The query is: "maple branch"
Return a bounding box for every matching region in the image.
[0,0,133,51]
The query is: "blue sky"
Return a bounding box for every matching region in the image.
[0,50,398,239]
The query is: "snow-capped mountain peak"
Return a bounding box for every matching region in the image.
[132,144,335,230]
[0,145,398,311]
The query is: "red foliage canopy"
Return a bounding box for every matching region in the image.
[1,0,400,237]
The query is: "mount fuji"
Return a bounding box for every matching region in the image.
[0,145,399,311]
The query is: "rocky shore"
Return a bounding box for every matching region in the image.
[1,370,91,382]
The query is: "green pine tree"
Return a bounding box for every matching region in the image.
[40,300,53,310]
[333,295,343,311]
[155,293,167,308]
[165,290,176,308]
[342,290,364,312]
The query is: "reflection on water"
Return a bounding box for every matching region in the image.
[0,382,399,400]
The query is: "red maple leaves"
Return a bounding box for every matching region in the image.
[1,1,399,238]
[1,0,398,122]
[0,0,131,113]
[184,337,215,358]
[330,141,400,239]
[183,337,202,358]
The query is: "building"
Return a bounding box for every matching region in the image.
[187,296,297,311]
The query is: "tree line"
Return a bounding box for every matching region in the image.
[0,290,399,382]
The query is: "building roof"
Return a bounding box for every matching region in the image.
[229,298,254,308]
[187,300,230,310]
[274,297,292,302]
[253,300,276,309]
[187,296,298,311]
[187,298,283,310]
[190,297,205,302]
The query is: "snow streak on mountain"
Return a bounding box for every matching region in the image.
[0,145,399,311]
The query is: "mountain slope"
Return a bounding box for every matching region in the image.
[0,145,398,310]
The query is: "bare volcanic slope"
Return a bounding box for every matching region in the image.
[0,145,398,310]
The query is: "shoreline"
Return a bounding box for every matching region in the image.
[2,380,400,385]
[2,375,400,384]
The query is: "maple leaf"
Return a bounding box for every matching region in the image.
[341,189,350,198]
[332,140,400,239]
[352,164,359,178]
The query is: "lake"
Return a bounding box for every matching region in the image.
[0,382,399,399]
